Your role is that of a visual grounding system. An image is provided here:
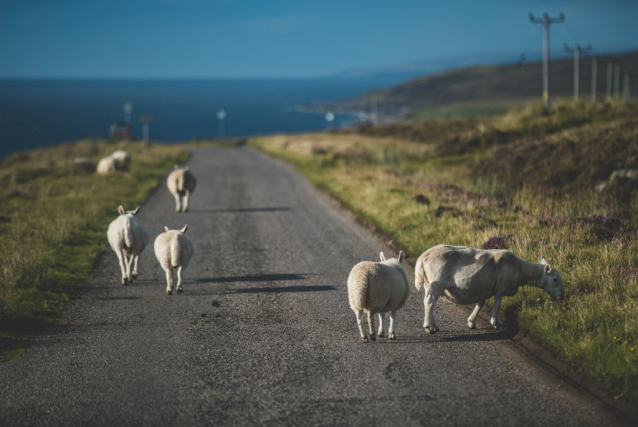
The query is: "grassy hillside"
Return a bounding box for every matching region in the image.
[0,141,189,359]
[338,50,638,114]
[251,101,638,404]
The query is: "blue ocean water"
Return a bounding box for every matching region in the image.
[0,79,382,158]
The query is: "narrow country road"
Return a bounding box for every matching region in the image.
[0,147,629,426]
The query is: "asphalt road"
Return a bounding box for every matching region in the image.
[0,147,629,426]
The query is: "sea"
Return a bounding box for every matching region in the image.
[0,78,386,159]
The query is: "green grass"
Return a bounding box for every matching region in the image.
[0,139,189,356]
[251,101,638,403]
[408,98,533,120]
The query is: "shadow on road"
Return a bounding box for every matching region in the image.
[195,273,308,283]
[194,207,291,213]
[227,285,337,294]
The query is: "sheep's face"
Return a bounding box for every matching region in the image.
[539,257,564,301]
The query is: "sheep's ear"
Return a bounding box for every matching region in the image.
[181,224,188,234]
[544,264,552,274]
[118,205,125,215]
[540,256,548,265]
[164,226,170,232]
[398,251,406,263]
[380,251,386,262]
[132,206,141,216]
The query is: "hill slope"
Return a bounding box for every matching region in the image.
[338,50,638,111]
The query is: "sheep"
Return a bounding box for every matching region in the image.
[347,251,410,342]
[97,156,117,175]
[414,245,564,333]
[111,150,132,171]
[167,166,197,212]
[106,206,150,285]
[154,225,194,295]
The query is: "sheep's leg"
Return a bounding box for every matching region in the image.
[173,192,182,212]
[468,300,486,329]
[355,310,368,343]
[176,266,184,294]
[132,255,140,280]
[165,268,173,295]
[116,250,128,285]
[367,311,376,341]
[182,190,190,212]
[424,284,443,334]
[126,255,134,283]
[377,313,384,337]
[389,310,397,340]
[491,295,503,328]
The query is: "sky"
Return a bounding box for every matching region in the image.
[0,0,637,79]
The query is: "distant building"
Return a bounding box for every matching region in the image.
[109,122,133,140]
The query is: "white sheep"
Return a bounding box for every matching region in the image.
[154,225,194,295]
[167,166,197,212]
[347,251,410,342]
[111,150,132,171]
[97,156,117,175]
[414,245,565,333]
[106,206,150,285]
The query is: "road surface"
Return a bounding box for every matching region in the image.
[0,147,629,426]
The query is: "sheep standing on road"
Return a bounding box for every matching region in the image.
[107,206,150,285]
[414,245,565,333]
[167,166,196,212]
[347,251,410,342]
[154,225,194,295]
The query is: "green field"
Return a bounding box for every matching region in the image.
[252,101,638,403]
[0,140,189,357]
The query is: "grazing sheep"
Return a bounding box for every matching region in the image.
[414,245,564,333]
[167,166,197,212]
[154,225,194,295]
[111,150,132,171]
[347,251,410,342]
[106,206,150,285]
[97,156,117,175]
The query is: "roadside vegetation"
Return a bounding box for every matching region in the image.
[251,101,638,403]
[0,140,188,359]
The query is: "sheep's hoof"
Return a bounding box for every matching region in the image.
[177,288,183,294]
[122,278,129,286]
[425,326,436,334]
[361,336,369,343]
[468,321,476,329]
[369,333,376,342]
[166,290,172,295]
[389,332,396,340]
[183,208,189,213]
[132,273,138,280]
[378,332,384,338]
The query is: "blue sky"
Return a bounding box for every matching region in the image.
[1,0,637,78]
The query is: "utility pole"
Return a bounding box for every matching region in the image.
[591,55,598,103]
[564,44,590,101]
[529,12,565,110]
[138,115,154,142]
[624,73,630,100]
[614,63,620,99]
[606,60,613,100]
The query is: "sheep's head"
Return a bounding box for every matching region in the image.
[538,256,564,301]
[379,251,408,263]
[118,205,141,216]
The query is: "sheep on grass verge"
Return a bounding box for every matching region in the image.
[414,245,564,333]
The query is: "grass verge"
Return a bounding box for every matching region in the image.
[0,139,189,357]
[251,101,638,405]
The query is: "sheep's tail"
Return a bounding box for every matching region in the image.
[415,255,428,291]
[170,237,181,268]
[123,221,133,252]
